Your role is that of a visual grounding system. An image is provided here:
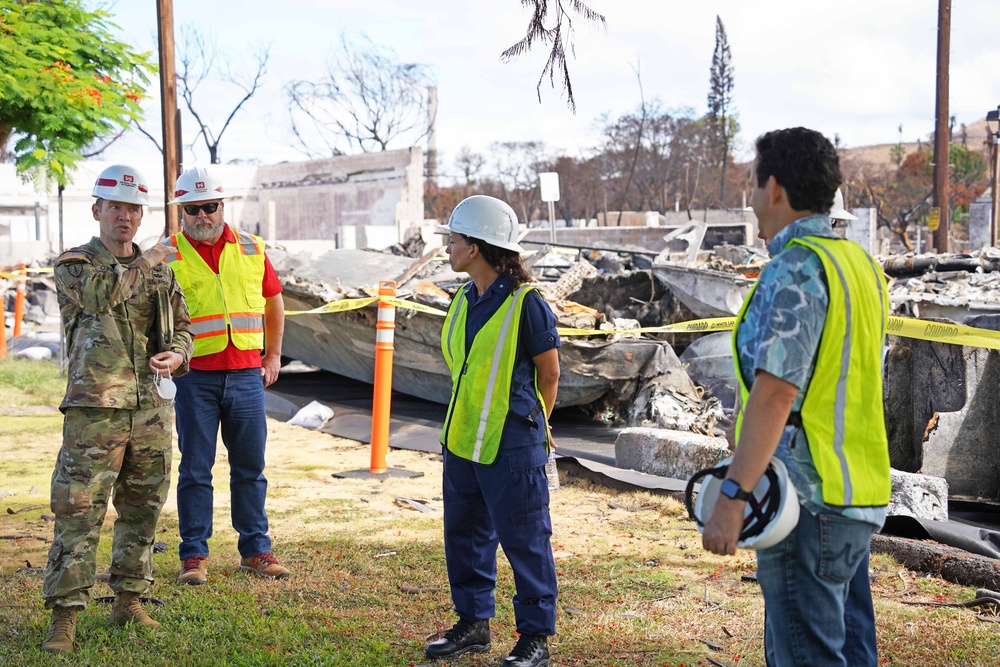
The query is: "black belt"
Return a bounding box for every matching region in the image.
[787,412,803,428]
[507,402,544,429]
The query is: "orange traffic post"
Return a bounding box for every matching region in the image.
[331,280,422,481]
[369,280,396,473]
[0,274,7,359]
[12,263,26,338]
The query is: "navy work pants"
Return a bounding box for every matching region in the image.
[442,444,557,636]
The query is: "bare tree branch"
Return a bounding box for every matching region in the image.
[134,121,163,153]
[285,33,434,157]
[80,125,129,158]
[177,26,270,164]
[500,0,606,114]
[613,62,645,226]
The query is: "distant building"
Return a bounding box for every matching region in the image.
[0,148,425,266]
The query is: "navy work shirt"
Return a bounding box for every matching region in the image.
[460,275,561,448]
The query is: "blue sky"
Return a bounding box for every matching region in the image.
[100,0,1000,179]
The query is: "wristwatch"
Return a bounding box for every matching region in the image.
[720,478,752,501]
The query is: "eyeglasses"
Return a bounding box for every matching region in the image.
[183,202,221,216]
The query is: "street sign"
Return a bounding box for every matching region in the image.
[927,207,941,232]
[539,172,560,202]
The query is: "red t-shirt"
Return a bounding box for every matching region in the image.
[184,224,283,371]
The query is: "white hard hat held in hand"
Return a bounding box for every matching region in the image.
[685,456,801,550]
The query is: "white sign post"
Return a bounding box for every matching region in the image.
[539,172,560,244]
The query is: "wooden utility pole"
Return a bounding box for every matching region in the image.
[931,0,951,252]
[157,0,181,237]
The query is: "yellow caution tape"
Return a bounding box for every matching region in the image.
[285,295,1000,351]
[886,316,1000,350]
[1,267,54,279]
[562,315,1000,351]
[379,296,449,316]
[558,317,737,337]
[285,297,377,315]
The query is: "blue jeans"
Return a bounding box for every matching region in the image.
[757,508,875,667]
[442,445,557,636]
[174,369,271,560]
[843,549,877,667]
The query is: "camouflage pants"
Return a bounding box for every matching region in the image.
[42,406,173,609]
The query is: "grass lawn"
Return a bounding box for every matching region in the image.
[0,358,997,666]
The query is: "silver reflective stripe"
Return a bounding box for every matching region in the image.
[159,238,179,263]
[444,285,468,369]
[229,315,263,331]
[236,231,260,255]
[471,286,527,463]
[809,241,854,504]
[189,319,226,336]
[864,254,887,336]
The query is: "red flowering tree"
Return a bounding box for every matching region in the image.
[0,0,155,185]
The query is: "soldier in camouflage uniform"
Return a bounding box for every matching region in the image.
[41,165,194,654]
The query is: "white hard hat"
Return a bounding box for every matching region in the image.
[92,164,149,206]
[168,166,227,204]
[829,188,858,221]
[685,456,800,550]
[437,195,525,253]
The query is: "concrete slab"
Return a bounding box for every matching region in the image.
[615,427,730,480]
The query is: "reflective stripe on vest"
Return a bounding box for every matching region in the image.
[167,230,266,357]
[440,283,542,464]
[732,234,891,507]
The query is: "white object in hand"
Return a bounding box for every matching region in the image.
[154,369,177,400]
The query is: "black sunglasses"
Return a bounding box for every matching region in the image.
[183,202,221,216]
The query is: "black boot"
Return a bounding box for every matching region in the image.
[425,618,491,659]
[502,634,550,667]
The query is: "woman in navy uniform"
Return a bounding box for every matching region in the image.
[426,195,560,667]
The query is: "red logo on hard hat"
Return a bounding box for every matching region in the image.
[195,181,205,189]
[123,174,134,183]
[139,185,148,193]
[96,178,117,187]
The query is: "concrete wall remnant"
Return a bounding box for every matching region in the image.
[888,469,949,522]
[884,314,1000,500]
[247,147,423,249]
[615,427,730,480]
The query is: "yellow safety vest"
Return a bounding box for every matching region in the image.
[163,229,266,357]
[732,234,891,506]
[440,283,547,464]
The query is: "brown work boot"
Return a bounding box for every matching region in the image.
[178,556,208,585]
[239,552,290,579]
[41,606,79,654]
[111,592,161,629]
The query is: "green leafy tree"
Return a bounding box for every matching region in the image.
[0,0,155,185]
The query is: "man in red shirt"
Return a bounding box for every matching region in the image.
[162,167,288,585]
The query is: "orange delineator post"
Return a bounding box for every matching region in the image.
[369,280,397,474]
[12,263,26,338]
[0,275,7,359]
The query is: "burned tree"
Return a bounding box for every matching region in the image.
[172,26,269,164]
[501,0,606,113]
[285,34,434,157]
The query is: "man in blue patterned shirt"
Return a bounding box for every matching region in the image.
[703,127,890,667]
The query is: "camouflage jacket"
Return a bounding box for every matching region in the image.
[55,237,194,411]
